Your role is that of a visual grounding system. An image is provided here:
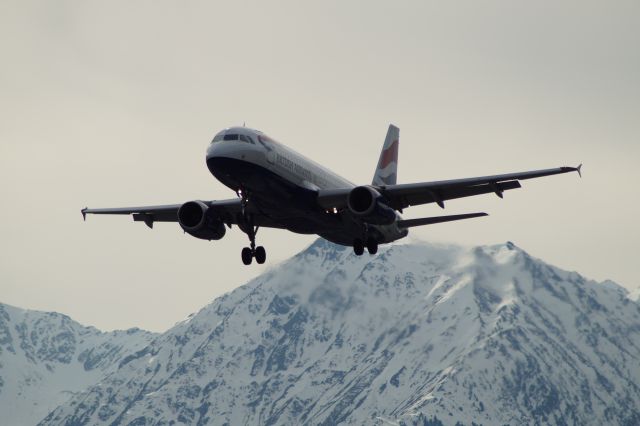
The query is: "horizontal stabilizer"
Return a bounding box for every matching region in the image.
[398,212,488,228]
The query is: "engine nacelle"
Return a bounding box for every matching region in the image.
[347,186,396,225]
[177,200,226,240]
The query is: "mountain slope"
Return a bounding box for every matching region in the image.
[41,240,640,426]
[0,303,156,425]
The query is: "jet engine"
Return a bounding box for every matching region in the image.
[177,200,226,240]
[347,186,396,225]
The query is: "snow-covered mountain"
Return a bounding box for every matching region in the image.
[0,303,156,426]
[38,240,640,425]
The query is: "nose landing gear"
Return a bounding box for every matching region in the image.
[240,227,267,265]
[254,246,266,264]
[239,190,267,265]
[241,247,253,265]
[241,245,266,265]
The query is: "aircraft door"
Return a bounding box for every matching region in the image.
[266,150,276,165]
[258,135,277,165]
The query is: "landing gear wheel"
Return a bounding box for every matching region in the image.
[241,247,253,265]
[366,239,378,255]
[255,246,266,264]
[353,239,365,256]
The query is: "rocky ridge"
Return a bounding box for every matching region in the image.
[0,303,156,425]
[37,240,640,425]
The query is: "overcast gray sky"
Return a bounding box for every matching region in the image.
[1,0,638,332]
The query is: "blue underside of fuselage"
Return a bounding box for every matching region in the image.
[206,156,365,246]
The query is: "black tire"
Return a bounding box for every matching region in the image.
[366,239,378,255]
[255,246,266,264]
[353,239,365,256]
[241,247,253,265]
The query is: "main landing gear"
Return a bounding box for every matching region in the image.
[353,238,378,256]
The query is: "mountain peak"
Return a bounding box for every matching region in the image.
[293,237,350,263]
[34,242,640,425]
[0,303,156,426]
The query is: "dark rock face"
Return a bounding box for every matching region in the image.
[37,240,640,425]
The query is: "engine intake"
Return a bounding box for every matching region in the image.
[177,200,226,240]
[347,186,396,225]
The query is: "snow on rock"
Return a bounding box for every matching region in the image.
[0,303,156,425]
[39,240,640,425]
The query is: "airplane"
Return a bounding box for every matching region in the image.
[82,125,582,265]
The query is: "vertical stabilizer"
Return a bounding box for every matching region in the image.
[372,124,399,186]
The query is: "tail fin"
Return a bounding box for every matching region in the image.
[372,124,399,186]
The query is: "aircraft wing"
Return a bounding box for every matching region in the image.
[81,203,183,222]
[317,165,582,210]
[81,199,284,229]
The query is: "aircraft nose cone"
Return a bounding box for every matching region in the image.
[206,144,222,172]
[206,142,240,178]
[206,143,218,160]
[206,141,239,160]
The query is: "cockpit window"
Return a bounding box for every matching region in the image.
[212,132,256,144]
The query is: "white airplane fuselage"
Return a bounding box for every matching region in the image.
[205,127,407,245]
